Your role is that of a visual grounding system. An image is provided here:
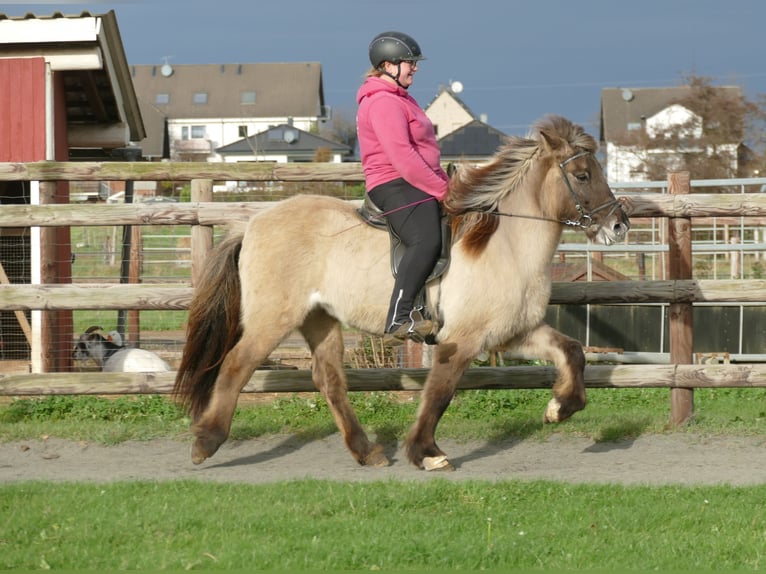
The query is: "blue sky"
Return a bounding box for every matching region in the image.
[3,0,765,136]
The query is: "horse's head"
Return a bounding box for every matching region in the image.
[538,116,630,244]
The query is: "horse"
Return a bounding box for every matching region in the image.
[173,115,630,471]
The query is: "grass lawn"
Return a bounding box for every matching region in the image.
[2,389,766,570]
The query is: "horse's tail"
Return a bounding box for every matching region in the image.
[173,231,244,420]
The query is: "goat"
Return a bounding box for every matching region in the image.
[72,326,171,372]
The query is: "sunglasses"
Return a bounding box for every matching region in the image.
[401,60,419,68]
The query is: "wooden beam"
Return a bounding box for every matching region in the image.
[1,364,765,396]
[667,171,694,425]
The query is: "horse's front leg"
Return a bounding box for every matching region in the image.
[406,342,475,471]
[515,323,586,423]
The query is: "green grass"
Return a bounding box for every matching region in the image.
[2,479,766,569]
[3,387,766,445]
[3,390,766,570]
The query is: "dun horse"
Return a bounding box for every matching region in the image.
[173,115,630,471]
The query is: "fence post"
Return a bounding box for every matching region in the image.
[668,171,694,424]
[191,179,214,286]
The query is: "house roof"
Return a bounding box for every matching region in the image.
[131,62,325,120]
[217,123,350,156]
[0,10,145,150]
[437,119,507,160]
[425,85,477,117]
[600,85,743,142]
[550,259,630,282]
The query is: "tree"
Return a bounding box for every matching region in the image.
[615,75,766,183]
[319,109,357,157]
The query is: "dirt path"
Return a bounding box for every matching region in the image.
[3,433,766,486]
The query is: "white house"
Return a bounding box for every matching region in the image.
[130,62,330,161]
[600,86,743,182]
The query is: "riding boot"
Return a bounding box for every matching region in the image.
[382,308,433,346]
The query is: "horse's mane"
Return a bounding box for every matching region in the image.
[443,115,597,256]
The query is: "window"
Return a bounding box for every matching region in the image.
[181,126,189,140]
[193,92,208,104]
[155,93,170,105]
[238,125,248,137]
[241,91,256,104]
[191,125,206,139]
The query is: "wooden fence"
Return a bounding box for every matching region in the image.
[1,161,766,424]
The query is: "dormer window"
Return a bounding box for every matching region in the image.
[193,92,208,105]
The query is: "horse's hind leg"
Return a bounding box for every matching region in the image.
[191,330,276,464]
[300,308,388,467]
[516,323,587,423]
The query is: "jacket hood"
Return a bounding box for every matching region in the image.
[356,76,407,104]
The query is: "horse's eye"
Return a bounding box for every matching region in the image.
[574,172,589,183]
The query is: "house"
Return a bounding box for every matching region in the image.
[424,85,505,162]
[216,123,351,164]
[215,123,352,193]
[424,84,477,139]
[437,119,508,163]
[130,62,330,161]
[600,86,743,182]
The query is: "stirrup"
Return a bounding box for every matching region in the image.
[382,309,433,346]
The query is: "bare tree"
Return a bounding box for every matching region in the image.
[319,109,357,156]
[615,76,766,184]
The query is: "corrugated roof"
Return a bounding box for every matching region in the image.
[217,123,350,155]
[131,62,324,119]
[600,85,743,142]
[0,10,145,146]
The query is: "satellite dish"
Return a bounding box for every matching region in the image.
[283,129,297,144]
[161,63,174,77]
[450,80,464,94]
[621,88,634,102]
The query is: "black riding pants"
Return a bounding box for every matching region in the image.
[368,178,442,331]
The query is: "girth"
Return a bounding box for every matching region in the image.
[357,194,451,283]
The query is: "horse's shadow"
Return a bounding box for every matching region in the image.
[445,417,544,469]
[200,424,403,470]
[200,435,310,470]
[197,415,649,471]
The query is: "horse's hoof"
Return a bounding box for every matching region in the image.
[190,431,226,465]
[363,450,390,467]
[423,455,454,472]
[543,398,562,423]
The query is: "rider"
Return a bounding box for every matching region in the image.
[356,31,449,346]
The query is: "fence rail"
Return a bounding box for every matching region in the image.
[0,280,764,311]
[1,194,766,228]
[2,363,766,396]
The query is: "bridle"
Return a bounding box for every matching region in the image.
[485,150,623,230]
[557,151,622,230]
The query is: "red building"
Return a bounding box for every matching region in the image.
[0,11,144,371]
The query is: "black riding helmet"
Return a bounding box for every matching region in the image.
[368,31,426,68]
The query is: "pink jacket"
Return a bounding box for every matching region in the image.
[356,76,448,200]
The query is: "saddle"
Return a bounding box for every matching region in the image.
[357,193,452,283]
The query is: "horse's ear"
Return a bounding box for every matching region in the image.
[538,127,564,153]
